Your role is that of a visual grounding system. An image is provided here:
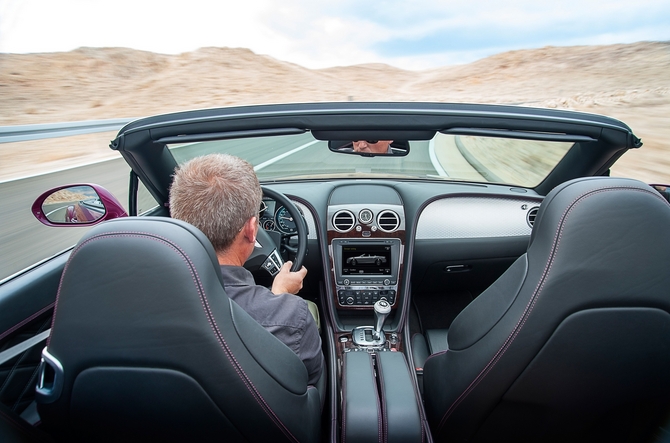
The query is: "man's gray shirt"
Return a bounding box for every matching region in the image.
[219,265,324,385]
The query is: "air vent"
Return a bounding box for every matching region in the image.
[358,209,373,225]
[377,210,400,232]
[526,206,539,228]
[333,210,356,232]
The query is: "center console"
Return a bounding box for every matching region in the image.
[325,186,407,339]
[324,185,425,442]
[331,238,401,307]
[329,237,425,443]
[339,300,423,443]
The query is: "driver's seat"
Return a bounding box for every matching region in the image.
[35,217,322,442]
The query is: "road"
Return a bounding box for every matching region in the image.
[0,134,453,281]
[0,158,131,281]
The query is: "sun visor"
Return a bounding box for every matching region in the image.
[311,130,435,141]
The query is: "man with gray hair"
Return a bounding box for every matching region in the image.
[169,153,323,385]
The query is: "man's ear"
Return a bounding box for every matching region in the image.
[243,216,258,243]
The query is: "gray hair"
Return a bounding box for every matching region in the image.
[169,154,262,253]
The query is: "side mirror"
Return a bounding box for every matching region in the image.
[32,184,128,227]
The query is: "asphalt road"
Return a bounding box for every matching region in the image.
[0,158,131,281]
[0,135,441,281]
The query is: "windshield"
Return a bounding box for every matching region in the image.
[169,132,573,188]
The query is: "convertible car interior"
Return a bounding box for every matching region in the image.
[1,102,669,442]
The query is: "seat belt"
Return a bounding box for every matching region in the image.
[0,329,50,365]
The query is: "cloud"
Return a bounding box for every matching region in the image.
[371,0,670,62]
[253,0,670,68]
[0,0,275,54]
[0,0,668,69]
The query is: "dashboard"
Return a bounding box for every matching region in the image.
[260,179,543,332]
[259,198,303,235]
[260,198,318,240]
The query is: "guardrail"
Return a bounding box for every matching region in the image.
[0,118,136,143]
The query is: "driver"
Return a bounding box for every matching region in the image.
[352,140,394,154]
[169,153,324,385]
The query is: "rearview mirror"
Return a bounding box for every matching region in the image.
[32,184,128,227]
[651,184,670,203]
[328,140,410,157]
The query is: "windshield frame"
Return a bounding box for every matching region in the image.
[111,102,640,210]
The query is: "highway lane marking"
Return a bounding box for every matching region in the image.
[253,140,320,172]
[428,138,449,177]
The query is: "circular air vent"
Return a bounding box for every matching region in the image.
[358,209,373,225]
[332,210,356,232]
[526,206,540,228]
[377,210,400,232]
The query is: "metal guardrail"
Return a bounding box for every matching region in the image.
[0,118,136,143]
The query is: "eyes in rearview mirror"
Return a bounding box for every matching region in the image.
[651,184,670,203]
[328,140,410,157]
[32,184,128,227]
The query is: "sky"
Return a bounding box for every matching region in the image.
[0,0,668,70]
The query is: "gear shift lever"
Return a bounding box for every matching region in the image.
[373,299,391,341]
[351,300,393,347]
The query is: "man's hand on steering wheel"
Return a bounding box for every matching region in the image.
[271,261,308,295]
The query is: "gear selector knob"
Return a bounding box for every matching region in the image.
[373,299,392,340]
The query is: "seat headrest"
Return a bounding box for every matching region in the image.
[530,177,670,248]
[70,216,226,288]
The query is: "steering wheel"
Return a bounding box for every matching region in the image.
[244,186,308,276]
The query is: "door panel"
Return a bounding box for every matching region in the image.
[0,252,68,414]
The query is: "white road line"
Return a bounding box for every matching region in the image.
[253,140,320,171]
[428,138,449,177]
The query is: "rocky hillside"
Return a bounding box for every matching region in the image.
[0,42,668,182]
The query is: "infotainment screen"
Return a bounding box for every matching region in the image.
[341,244,392,276]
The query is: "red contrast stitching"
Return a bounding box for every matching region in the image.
[372,353,383,443]
[50,230,299,443]
[0,302,54,343]
[377,353,388,443]
[436,186,661,433]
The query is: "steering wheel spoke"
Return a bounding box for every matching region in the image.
[261,249,284,276]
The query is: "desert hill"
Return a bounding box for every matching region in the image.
[409,43,670,103]
[0,41,668,182]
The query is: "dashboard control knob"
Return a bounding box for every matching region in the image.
[383,278,390,285]
[344,279,350,286]
[346,296,354,305]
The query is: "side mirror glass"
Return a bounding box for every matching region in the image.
[32,184,128,227]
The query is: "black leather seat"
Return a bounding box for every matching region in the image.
[422,177,670,443]
[35,217,322,442]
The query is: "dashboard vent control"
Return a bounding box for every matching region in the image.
[333,210,356,232]
[527,206,539,228]
[377,210,400,232]
[358,209,373,225]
